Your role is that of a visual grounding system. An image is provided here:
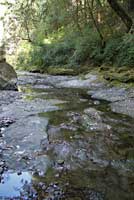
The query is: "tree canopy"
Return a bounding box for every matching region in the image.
[1,0,134,72]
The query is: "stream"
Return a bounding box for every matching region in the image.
[0,72,134,200]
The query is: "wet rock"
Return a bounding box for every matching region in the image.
[40,138,49,151]
[0,167,3,174]
[0,62,17,90]
[47,126,61,142]
[21,155,31,161]
[0,161,4,166]
[111,98,134,118]
[52,141,73,160]
[84,189,104,200]
[3,116,48,152]
[0,117,15,128]
[89,87,128,102]
[44,183,63,200]
[84,108,103,122]
[17,171,22,175]
[67,112,81,123]
[17,72,74,87]
[93,100,100,105]
[56,74,103,89]
[57,160,64,165]
[0,90,21,106]
[60,123,78,131]
[0,149,3,157]
[0,97,61,119]
[55,173,60,178]
[30,155,51,174]
[79,108,111,131]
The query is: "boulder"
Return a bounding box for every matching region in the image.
[0,61,17,90]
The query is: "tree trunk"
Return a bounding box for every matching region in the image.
[87,0,104,43]
[107,0,133,32]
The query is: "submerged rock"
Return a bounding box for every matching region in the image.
[0,62,17,90]
[79,108,111,131]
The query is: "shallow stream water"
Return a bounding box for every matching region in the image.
[0,72,134,200]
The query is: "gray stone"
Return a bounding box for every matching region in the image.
[89,87,127,102]
[0,167,3,174]
[0,62,17,90]
[111,98,134,118]
[57,159,64,165]
[4,116,49,152]
[56,74,104,89]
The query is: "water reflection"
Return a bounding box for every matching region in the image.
[0,172,31,198]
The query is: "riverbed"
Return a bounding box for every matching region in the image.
[0,72,134,200]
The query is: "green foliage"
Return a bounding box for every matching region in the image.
[16,29,103,70]
[5,0,134,73]
[16,42,33,69]
[14,31,134,73]
[117,34,134,67]
[42,40,74,67]
[70,30,101,65]
[103,36,122,65]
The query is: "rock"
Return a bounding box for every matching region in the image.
[0,149,3,156]
[56,74,104,89]
[84,108,103,122]
[57,159,64,165]
[3,116,49,154]
[0,161,4,166]
[17,171,22,175]
[0,62,17,90]
[89,87,127,102]
[80,108,111,131]
[47,126,61,141]
[93,100,100,105]
[0,167,3,174]
[111,98,134,118]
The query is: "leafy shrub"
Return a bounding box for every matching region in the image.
[117,34,134,67]
[15,28,134,73]
[70,30,102,65]
[42,41,74,67]
[16,42,33,70]
[103,36,122,64]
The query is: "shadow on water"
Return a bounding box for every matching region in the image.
[0,76,134,199]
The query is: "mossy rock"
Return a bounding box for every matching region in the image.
[102,66,134,85]
[47,67,77,75]
[99,65,112,72]
[0,62,17,90]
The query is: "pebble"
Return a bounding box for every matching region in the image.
[0,149,2,156]
[0,161,4,166]
[55,173,60,178]
[17,171,22,175]
[0,167,3,174]
[22,155,30,160]
[57,160,64,165]
[42,184,46,190]
[93,100,100,105]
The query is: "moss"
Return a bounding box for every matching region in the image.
[98,65,134,86]
[47,67,77,75]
